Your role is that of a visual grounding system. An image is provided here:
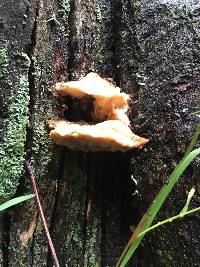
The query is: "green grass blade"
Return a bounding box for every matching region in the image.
[183,124,200,159]
[117,147,200,267]
[137,206,200,238]
[180,188,195,214]
[0,194,35,212]
[121,207,200,267]
[117,124,200,267]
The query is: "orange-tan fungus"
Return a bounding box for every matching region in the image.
[55,72,130,125]
[49,72,149,152]
[48,120,149,152]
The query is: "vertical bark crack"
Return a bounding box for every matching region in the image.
[110,0,123,86]
[67,0,77,80]
[82,153,92,265]
[22,1,41,264]
[25,0,41,159]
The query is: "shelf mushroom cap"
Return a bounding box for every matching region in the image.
[55,72,121,98]
[55,72,130,125]
[49,72,149,152]
[48,120,149,152]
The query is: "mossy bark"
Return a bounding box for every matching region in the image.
[0,0,199,266]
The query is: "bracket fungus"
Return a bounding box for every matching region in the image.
[48,73,149,152]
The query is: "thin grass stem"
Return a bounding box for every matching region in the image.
[25,162,60,267]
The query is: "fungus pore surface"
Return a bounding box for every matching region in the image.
[49,73,149,152]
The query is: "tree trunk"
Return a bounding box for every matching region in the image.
[0,0,199,266]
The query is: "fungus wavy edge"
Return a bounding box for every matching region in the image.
[49,73,149,152]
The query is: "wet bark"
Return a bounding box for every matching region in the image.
[0,0,199,266]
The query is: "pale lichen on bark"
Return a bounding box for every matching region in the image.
[0,50,30,198]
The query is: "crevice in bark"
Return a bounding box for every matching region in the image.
[25,0,40,159]
[13,2,41,264]
[46,1,86,265]
[101,152,137,266]
[95,2,139,264]
[1,2,42,266]
[45,1,81,265]
[66,0,77,80]
[87,151,137,266]
[110,0,123,86]
[111,0,141,122]
[82,153,92,264]
[100,191,107,267]
[2,213,11,267]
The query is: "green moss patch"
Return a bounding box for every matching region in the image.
[0,41,8,74]
[0,53,30,198]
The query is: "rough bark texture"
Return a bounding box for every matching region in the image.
[0,0,199,266]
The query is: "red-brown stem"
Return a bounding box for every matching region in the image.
[25,161,60,267]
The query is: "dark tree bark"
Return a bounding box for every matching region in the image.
[0,0,199,266]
